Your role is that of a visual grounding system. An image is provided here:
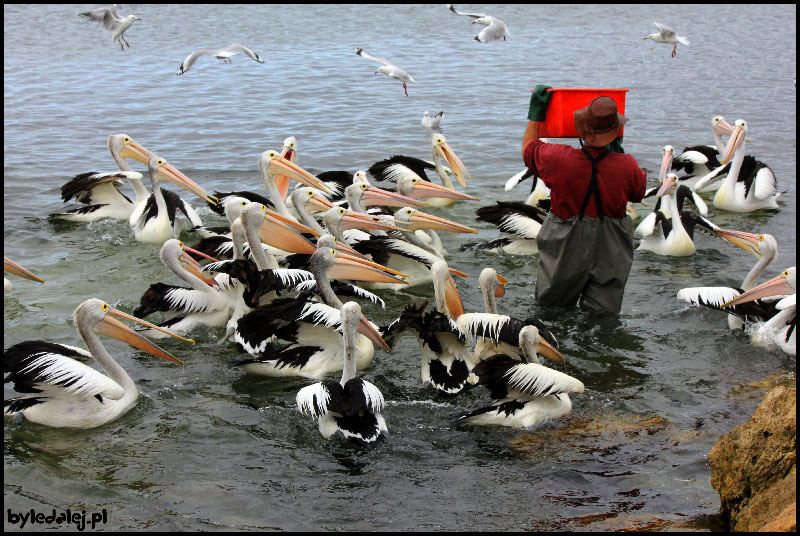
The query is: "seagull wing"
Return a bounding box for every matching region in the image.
[355,47,394,68]
[448,4,485,18]
[476,17,507,43]
[177,49,218,75]
[654,22,677,38]
[222,44,264,63]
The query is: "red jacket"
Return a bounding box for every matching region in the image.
[523,140,646,220]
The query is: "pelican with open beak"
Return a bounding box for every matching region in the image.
[273,136,298,201]
[4,257,45,292]
[4,298,190,428]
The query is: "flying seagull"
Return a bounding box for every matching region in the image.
[177,44,265,75]
[79,4,140,51]
[355,47,416,97]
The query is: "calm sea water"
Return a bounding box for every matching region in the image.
[4,4,796,531]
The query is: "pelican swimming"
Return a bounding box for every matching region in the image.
[677,231,779,330]
[454,326,583,429]
[4,257,45,292]
[643,22,690,57]
[52,134,155,222]
[177,44,264,75]
[4,298,189,428]
[79,4,140,51]
[296,301,388,446]
[693,120,779,213]
[381,260,475,395]
[231,247,401,375]
[668,116,736,192]
[354,47,416,97]
[447,4,508,43]
[723,268,796,356]
[129,156,218,243]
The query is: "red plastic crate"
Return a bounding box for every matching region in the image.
[533,88,629,138]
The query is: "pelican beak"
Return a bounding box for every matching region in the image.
[659,148,674,182]
[332,240,371,260]
[264,209,320,237]
[96,308,191,364]
[713,118,735,137]
[433,141,470,187]
[495,273,508,298]
[119,140,156,165]
[258,213,318,254]
[656,173,676,198]
[713,229,763,259]
[407,210,478,234]
[357,315,390,352]
[537,338,565,364]
[305,192,336,213]
[3,257,45,284]
[359,185,427,209]
[268,156,331,194]
[444,272,465,318]
[336,210,408,232]
[404,179,480,201]
[722,272,795,307]
[156,162,218,205]
[180,246,219,286]
[273,144,297,200]
[720,124,746,165]
[328,254,408,284]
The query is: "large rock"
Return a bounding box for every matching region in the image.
[709,386,796,531]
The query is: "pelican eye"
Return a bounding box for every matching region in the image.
[307,191,314,196]
[405,209,413,215]
[101,303,109,311]
[759,235,765,241]
[360,183,368,190]
[178,241,183,248]
[241,201,247,206]
[260,204,266,211]
[330,249,336,256]
[338,208,346,215]
[124,137,130,142]
[157,159,165,165]
[411,178,418,183]
[784,270,790,277]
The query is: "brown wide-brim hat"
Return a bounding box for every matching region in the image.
[574,96,629,147]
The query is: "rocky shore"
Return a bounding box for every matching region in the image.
[709,385,796,532]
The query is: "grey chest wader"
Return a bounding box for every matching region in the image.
[535,144,635,313]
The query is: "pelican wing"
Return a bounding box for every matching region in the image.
[342,378,385,414]
[369,155,433,183]
[297,380,337,417]
[505,361,584,397]
[61,171,140,204]
[751,164,778,201]
[4,341,125,401]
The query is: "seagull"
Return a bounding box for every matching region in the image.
[447,4,508,43]
[177,44,265,75]
[643,22,690,58]
[79,4,140,51]
[421,111,444,128]
[354,48,416,97]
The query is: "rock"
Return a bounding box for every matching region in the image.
[709,386,796,531]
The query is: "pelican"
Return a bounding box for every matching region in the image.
[643,22,690,57]
[354,47,416,97]
[231,247,401,375]
[177,44,264,75]
[4,257,45,292]
[677,232,779,330]
[456,268,562,363]
[52,134,155,222]
[129,156,218,243]
[381,260,475,395]
[79,4,140,51]
[723,268,796,356]
[447,4,509,43]
[259,150,332,221]
[669,116,736,192]
[637,173,719,257]
[421,111,444,128]
[471,193,547,255]
[296,301,388,446]
[454,326,584,429]
[4,298,189,428]
[693,120,779,213]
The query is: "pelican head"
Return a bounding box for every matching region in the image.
[720,119,748,165]
[241,202,318,254]
[430,260,465,319]
[656,172,678,198]
[74,298,189,364]
[147,155,217,205]
[291,187,334,214]
[310,246,407,285]
[396,176,479,201]
[108,134,154,166]
[659,145,675,182]
[222,196,251,223]
[341,301,389,353]
[431,133,470,187]
[711,115,734,136]
[259,150,331,193]
[393,207,478,234]
[723,267,796,308]
[353,170,369,183]
[479,267,508,299]
[519,325,566,365]
[713,230,777,260]
[345,182,426,210]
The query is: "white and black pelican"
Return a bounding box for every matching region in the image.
[177,43,264,75]
[668,116,736,192]
[471,193,547,255]
[52,134,155,222]
[296,301,388,446]
[693,120,779,213]
[677,231,779,330]
[643,22,690,57]
[637,173,719,257]
[129,156,218,243]
[454,326,584,429]
[354,47,416,97]
[4,298,189,428]
[724,268,796,356]
[259,150,332,221]
[4,257,45,292]
[381,260,475,395]
[456,268,562,364]
[368,134,471,207]
[231,247,400,376]
[447,4,508,43]
[79,4,140,51]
